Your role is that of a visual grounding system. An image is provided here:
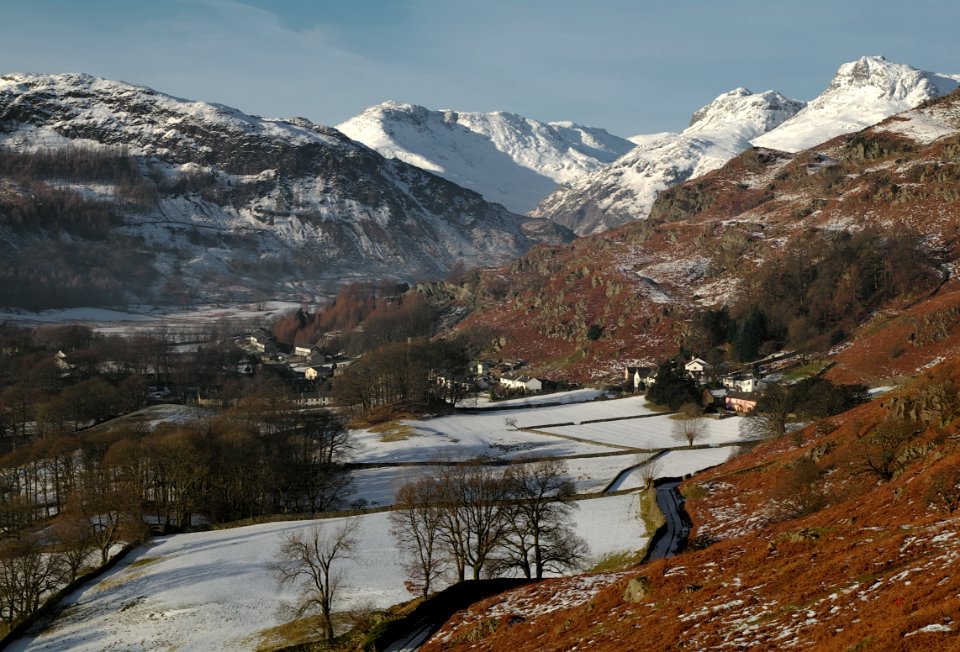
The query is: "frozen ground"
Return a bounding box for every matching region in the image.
[351,396,662,463]
[455,388,603,408]
[0,302,301,333]
[537,414,745,449]
[11,494,646,652]
[611,447,742,491]
[12,397,745,650]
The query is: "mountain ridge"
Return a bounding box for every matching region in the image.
[0,73,573,308]
[533,56,959,236]
[336,101,635,214]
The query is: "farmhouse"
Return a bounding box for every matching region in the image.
[624,366,656,390]
[500,372,542,392]
[723,373,762,393]
[725,391,760,413]
[685,357,713,383]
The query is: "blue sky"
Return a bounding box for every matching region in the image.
[2,0,957,135]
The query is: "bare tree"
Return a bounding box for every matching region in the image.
[854,418,920,482]
[636,452,663,490]
[50,502,98,583]
[0,538,66,623]
[741,383,792,440]
[434,464,510,581]
[271,519,360,644]
[497,460,587,579]
[768,457,825,520]
[389,476,447,598]
[672,402,706,446]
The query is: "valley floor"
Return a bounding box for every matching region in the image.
[10,395,750,651]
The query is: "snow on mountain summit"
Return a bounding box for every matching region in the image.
[752,55,960,152]
[531,87,804,235]
[336,102,636,214]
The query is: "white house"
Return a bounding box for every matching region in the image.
[723,374,761,393]
[294,345,313,358]
[624,366,656,390]
[500,373,542,392]
[684,358,713,383]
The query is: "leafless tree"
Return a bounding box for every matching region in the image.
[389,476,447,598]
[434,464,510,581]
[636,452,663,490]
[49,502,98,583]
[741,383,792,440]
[271,518,361,644]
[496,460,587,579]
[0,538,66,623]
[672,402,706,446]
[853,418,920,482]
[768,457,825,520]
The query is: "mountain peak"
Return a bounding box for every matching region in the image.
[752,56,960,153]
[337,103,635,214]
[828,55,932,98]
[688,87,802,133]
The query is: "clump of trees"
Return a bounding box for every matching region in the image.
[389,460,588,597]
[645,360,700,410]
[272,282,435,352]
[333,338,472,415]
[686,227,939,362]
[742,379,868,440]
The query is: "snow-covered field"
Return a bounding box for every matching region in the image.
[0,302,300,332]
[12,397,748,650]
[11,494,646,652]
[351,396,662,463]
[611,447,742,491]
[455,388,603,408]
[537,414,745,449]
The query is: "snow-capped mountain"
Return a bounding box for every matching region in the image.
[0,73,572,307]
[752,55,960,152]
[531,88,804,235]
[336,101,636,214]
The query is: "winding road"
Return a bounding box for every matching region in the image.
[644,480,690,560]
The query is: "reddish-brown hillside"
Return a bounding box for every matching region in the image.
[422,363,960,651]
[426,90,960,381]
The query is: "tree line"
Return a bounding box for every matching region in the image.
[0,401,354,630]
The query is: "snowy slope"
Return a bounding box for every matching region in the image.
[753,56,960,153]
[0,73,572,306]
[532,88,804,234]
[337,101,635,214]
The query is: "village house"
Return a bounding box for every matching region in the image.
[499,372,543,393]
[624,366,656,391]
[725,391,760,413]
[723,373,762,393]
[684,357,713,384]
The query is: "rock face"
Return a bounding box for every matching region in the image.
[0,73,573,306]
[337,101,635,214]
[531,88,804,235]
[752,55,960,153]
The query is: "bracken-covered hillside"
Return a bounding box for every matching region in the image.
[433,88,960,382]
[421,360,960,650]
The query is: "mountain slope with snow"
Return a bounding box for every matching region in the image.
[0,74,572,307]
[752,55,960,153]
[337,102,635,214]
[531,88,804,235]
